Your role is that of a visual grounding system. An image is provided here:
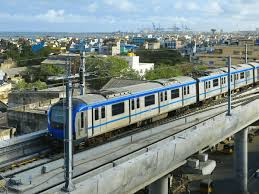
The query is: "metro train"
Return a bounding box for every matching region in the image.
[48,62,259,142]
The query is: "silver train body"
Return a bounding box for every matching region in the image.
[48,63,259,141]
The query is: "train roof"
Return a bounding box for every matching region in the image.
[74,94,107,104]
[219,67,238,73]
[232,64,251,70]
[170,76,196,83]
[249,62,259,68]
[236,64,253,69]
[153,79,180,86]
[118,82,163,95]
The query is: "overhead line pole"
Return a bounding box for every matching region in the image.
[227,56,232,116]
[62,57,75,192]
[245,44,248,64]
[80,50,86,95]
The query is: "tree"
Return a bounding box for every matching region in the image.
[15,80,47,90]
[26,64,65,82]
[86,56,140,79]
[136,49,188,66]
[4,42,52,67]
[145,65,183,80]
[145,64,209,80]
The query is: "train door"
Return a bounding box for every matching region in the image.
[129,98,141,124]
[204,80,211,99]
[182,85,190,106]
[233,74,236,90]
[92,106,107,136]
[87,110,93,137]
[129,98,136,123]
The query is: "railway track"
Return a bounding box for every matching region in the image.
[1,88,258,193]
[1,86,259,180]
[13,91,259,194]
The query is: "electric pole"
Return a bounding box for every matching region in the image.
[62,58,75,192]
[79,51,86,95]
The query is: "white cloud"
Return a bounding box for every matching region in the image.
[37,9,65,22]
[186,2,199,11]
[205,1,223,15]
[87,2,98,13]
[104,0,136,12]
[173,0,222,15]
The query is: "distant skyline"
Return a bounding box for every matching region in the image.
[0,0,259,32]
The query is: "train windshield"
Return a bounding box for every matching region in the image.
[50,105,65,130]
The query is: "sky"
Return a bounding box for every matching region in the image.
[0,0,259,32]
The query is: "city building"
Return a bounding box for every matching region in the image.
[0,58,17,69]
[131,37,145,46]
[144,42,161,50]
[121,55,154,76]
[161,39,183,49]
[197,45,259,66]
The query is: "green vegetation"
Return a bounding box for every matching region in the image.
[4,43,51,67]
[86,56,140,79]
[27,64,65,82]
[145,64,209,80]
[136,49,188,66]
[85,56,140,89]
[139,49,208,80]
[15,80,48,90]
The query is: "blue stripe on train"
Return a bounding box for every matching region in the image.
[50,74,257,139]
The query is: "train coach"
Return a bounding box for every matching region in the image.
[48,63,259,142]
[48,76,197,142]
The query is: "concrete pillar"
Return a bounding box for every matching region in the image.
[149,176,168,194]
[234,128,248,194]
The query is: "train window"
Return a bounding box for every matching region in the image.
[183,87,187,95]
[131,99,135,110]
[164,91,168,101]
[112,102,125,116]
[101,107,105,119]
[240,72,245,79]
[221,77,226,84]
[160,93,164,102]
[224,77,226,84]
[145,95,155,107]
[137,98,140,108]
[94,109,99,120]
[171,89,180,99]
[81,112,84,128]
[213,79,219,87]
[231,75,233,82]
[206,81,211,89]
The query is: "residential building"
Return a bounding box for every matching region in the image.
[132,37,145,46]
[162,39,182,49]
[121,55,154,76]
[145,42,160,50]
[197,45,259,66]
[0,58,17,70]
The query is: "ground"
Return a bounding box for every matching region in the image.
[209,134,259,194]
